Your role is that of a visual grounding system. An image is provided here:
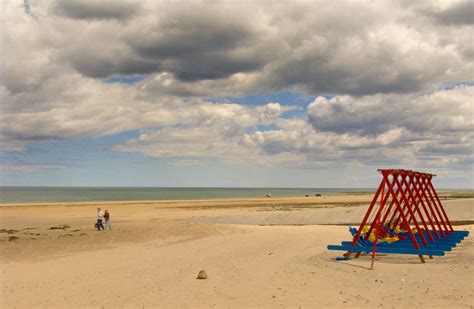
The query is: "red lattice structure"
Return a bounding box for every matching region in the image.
[327,169,469,269]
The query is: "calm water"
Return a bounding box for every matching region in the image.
[0,187,372,204]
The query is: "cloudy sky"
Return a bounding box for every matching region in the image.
[1,0,473,188]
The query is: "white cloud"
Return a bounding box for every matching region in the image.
[0,0,472,181]
[0,164,64,172]
[308,86,473,137]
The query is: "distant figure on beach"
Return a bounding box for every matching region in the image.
[104,209,112,230]
[96,208,105,231]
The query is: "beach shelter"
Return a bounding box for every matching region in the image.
[327,169,469,269]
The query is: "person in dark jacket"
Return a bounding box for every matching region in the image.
[96,208,105,231]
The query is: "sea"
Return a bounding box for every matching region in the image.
[0,187,372,204]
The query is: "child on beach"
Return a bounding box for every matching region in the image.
[96,208,105,231]
[104,209,112,230]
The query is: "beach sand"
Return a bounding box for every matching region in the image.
[1,195,473,308]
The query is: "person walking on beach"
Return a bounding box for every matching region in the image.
[96,208,105,231]
[104,209,112,230]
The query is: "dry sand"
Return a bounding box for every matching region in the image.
[0,195,473,308]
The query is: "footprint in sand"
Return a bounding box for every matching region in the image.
[0,229,20,234]
[58,234,74,238]
[49,225,71,230]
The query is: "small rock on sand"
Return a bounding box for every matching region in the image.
[197,270,207,279]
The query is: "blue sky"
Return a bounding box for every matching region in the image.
[1,1,473,188]
[1,91,359,187]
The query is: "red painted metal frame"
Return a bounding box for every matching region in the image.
[351,169,455,256]
[416,177,444,238]
[427,175,454,232]
[370,181,384,268]
[395,173,448,237]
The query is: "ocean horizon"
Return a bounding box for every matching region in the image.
[1,186,469,204]
[0,186,376,204]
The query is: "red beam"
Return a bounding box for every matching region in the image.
[350,180,384,246]
[427,176,454,232]
[382,171,421,250]
[418,177,446,237]
[391,174,428,246]
[399,174,434,242]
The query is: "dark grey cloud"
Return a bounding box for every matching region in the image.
[121,3,269,81]
[51,1,272,81]
[130,10,255,59]
[169,53,264,82]
[416,142,473,156]
[17,0,464,96]
[66,53,161,79]
[54,0,140,21]
[269,59,426,96]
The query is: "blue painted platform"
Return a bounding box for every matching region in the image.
[340,241,453,251]
[327,245,445,256]
[328,229,469,259]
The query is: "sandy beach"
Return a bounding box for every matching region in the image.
[1,195,473,308]
[3,0,473,307]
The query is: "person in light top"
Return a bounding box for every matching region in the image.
[104,209,112,230]
[96,208,105,231]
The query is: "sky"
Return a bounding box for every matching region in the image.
[0,0,473,188]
